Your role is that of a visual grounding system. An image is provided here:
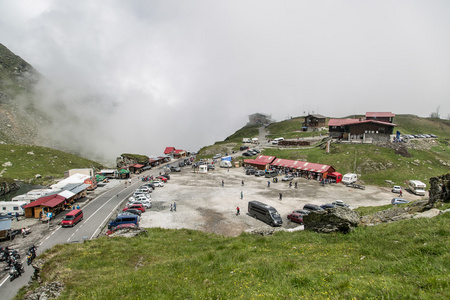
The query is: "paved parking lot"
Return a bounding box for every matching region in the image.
[139,165,421,236]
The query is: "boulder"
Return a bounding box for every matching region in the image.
[303,207,360,233]
[108,227,148,238]
[23,281,64,300]
[429,173,450,204]
[413,208,441,219]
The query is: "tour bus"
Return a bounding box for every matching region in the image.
[248,201,283,227]
[408,180,426,196]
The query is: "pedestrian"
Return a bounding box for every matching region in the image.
[129,178,131,184]
[236,207,240,216]
[173,202,177,211]
[15,212,19,221]
[295,182,298,189]
[240,191,243,199]
[399,190,403,197]
[72,206,75,210]
[289,182,292,188]
[22,228,26,238]
[279,193,282,200]
[170,204,173,212]
[268,181,270,187]
[222,180,224,187]
[242,180,244,186]
[227,167,229,172]
[76,205,80,210]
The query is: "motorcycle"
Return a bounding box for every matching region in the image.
[9,265,20,282]
[0,249,20,262]
[27,245,37,265]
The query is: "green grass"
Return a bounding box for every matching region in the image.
[16,214,450,299]
[395,114,450,139]
[265,117,329,139]
[0,144,104,183]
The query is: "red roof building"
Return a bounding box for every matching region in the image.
[23,194,67,219]
[243,155,276,170]
[365,112,395,123]
[164,147,176,155]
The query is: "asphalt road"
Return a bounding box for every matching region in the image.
[0,163,169,299]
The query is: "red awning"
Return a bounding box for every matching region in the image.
[43,195,67,208]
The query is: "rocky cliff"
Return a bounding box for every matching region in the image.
[0,178,20,196]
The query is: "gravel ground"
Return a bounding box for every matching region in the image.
[139,165,421,236]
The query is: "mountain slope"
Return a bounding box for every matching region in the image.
[0,43,51,145]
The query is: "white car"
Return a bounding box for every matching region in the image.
[391,186,402,193]
[138,186,152,193]
[127,200,151,209]
[152,180,164,187]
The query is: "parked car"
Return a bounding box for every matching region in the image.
[287,212,304,224]
[160,174,170,180]
[391,186,402,193]
[123,204,146,213]
[152,180,164,187]
[121,209,141,216]
[156,176,168,182]
[245,169,256,175]
[429,134,437,138]
[117,211,138,218]
[106,223,137,236]
[128,200,151,208]
[332,200,350,207]
[254,170,265,176]
[213,154,222,159]
[138,186,152,193]
[247,150,258,155]
[292,209,310,215]
[207,164,215,170]
[142,183,155,190]
[320,203,336,210]
[391,198,409,205]
[251,149,261,154]
[303,204,324,211]
[240,146,249,151]
[132,192,151,199]
[242,152,253,157]
[178,161,185,167]
[281,174,294,181]
[170,166,181,172]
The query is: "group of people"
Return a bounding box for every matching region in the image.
[170,202,177,212]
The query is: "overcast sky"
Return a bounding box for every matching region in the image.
[1,1,449,162]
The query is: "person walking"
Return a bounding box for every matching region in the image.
[236,207,240,216]
[295,182,298,189]
[241,180,244,186]
[15,212,19,221]
[289,182,292,188]
[222,180,224,187]
[173,202,177,211]
[399,190,403,197]
[240,191,243,199]
[170,204,173,212]
[279,193,282,201]
[268,181,270,187]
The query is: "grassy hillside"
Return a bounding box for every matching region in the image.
[395,114,450,139]
[265,116,328,139]
[18,213,449,299]
[0,144,104,183]
[222,124,260,143]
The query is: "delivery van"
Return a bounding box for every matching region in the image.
[264,170,277,178]
[220,160,232,168]
[248,201,283,227]
[61,209,83,227]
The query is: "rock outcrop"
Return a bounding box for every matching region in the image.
[428,173,450,204]
[303,207,360,233]
[0,178,20,196]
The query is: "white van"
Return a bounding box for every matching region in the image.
[342,173,358,184]
[408,180,426,196]
[0,201,26,216]
[242,138,251,143]
[220,160,232,168]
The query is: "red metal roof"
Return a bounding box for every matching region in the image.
[243,159,268,166]
[328,119,360,126]
[271,159,334,173]
[254,155,276,164]
[133,164,144,168]
[164,147,176,154]
[43,195,67,208]
[23,194,66,209]
[366,112,395,118]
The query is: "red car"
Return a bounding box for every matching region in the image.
[106,223,137,235]
[156,176,168,182]
[287,212,304,224]
[123,204,146,213]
